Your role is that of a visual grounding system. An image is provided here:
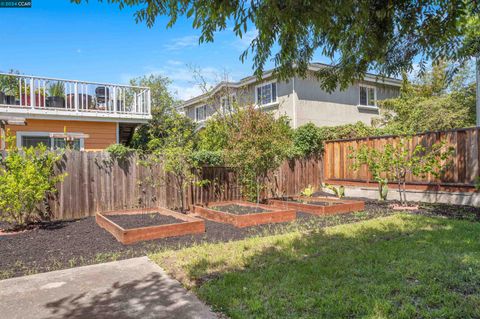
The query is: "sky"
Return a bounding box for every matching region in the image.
[0,0,329,100]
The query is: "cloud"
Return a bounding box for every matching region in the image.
[163,35,199,51]
[232,29,258,51]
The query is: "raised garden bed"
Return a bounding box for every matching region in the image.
[96,207,205,244]
[267,196,365,216]
[193,200,296,228]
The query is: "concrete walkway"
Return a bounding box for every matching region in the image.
[0,257,217,319]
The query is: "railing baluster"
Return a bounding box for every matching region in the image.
[19,78,22,106]
[30,78,35,108]
[74,81,79,112]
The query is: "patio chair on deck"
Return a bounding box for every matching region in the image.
[95,87,110,110]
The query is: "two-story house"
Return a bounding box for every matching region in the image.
[0,73,151,151]
[179,63,401,128]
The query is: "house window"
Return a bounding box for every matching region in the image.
[220,94,236,112]
[195,105,207,121]
[359,85,376,107]
[256,82,277,106]
[18,132,83,150]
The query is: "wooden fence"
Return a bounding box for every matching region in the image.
[323,127,479,191]
[47,152,323,220]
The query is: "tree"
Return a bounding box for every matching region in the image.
[350,137,454,206]
[375,61,476,133]
[144,112,199,212]
[222,106,293,201]
[128,74,184,150]
[73,0,479,92]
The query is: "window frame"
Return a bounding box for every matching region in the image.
[195,104,208,122]
[358,84,377,108]
[220,93,236,113]
[16,131,85,151]
[255,81,278,107]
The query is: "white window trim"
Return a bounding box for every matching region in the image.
[220,93,237,113]
[16,131,85,150]
[194,104,208,122]
[358,84,378,109]
[255,80,278,108]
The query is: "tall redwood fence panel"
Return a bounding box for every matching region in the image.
[323,127,479,190]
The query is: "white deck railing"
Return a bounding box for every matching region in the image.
[0,73,151,119]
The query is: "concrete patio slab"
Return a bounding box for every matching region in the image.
[0,257,217,319]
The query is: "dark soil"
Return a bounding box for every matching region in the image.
[1,199,480,279]
[210,204,269,215]
[107,213,185,229]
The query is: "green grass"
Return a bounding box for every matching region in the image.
[150,214,480,319]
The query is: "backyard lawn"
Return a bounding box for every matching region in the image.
[151,213,480,319]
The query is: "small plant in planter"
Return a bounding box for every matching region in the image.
[300,185,315,197]
[47,81,65,108]
[0,71,20,105]
[322,183,345,199]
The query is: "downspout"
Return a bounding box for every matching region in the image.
[116,122,120,144]
[292,76,297,128]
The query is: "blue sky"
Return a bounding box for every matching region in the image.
[0,0,329,100]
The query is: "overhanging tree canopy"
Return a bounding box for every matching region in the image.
[73,0,479,91]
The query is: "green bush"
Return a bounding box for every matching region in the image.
[191,150,224,166]
[106,143,134,161]
[292,123,324,157]
[0,134,65,227]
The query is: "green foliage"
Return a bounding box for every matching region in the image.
[318,121,390,141]
[191,150,223,167]
[0,70,20,96]
[197,116,230,151]
[74,1,479,92]
[323,183,345,199]
[222,107,293,202]
[300,185,315,197]
[106,144,134,161]
[291,123,324,157]
[48,81,65,97]
[0,133,65,227]
[128,74,187,150]
[375,61,476,134]
[350,137,454,205]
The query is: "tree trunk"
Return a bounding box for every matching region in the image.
[476,56,480,127]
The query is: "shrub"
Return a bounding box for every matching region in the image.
[223,107,293,201]
[292,123,324,157]
[106,143,134,161]
[0,134,65,227]
[191,150,224,167]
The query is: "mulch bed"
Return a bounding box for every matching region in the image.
[1,199,480,279]
[107,213,185,229]
[210,204,269,215]
[283,199,343,206]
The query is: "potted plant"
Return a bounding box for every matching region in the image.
[0,73,19,105]
[47,81,65,108]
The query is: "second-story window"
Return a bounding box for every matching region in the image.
[256,82,277,106]
[359,85,376,107]
[221,94,236,113]
[195,105,207,121]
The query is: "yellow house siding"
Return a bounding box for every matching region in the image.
[3,119,117,150]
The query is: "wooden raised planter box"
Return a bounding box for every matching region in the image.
[267,196,365,216]
[96,207,205,244]
[193,200,296,228]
